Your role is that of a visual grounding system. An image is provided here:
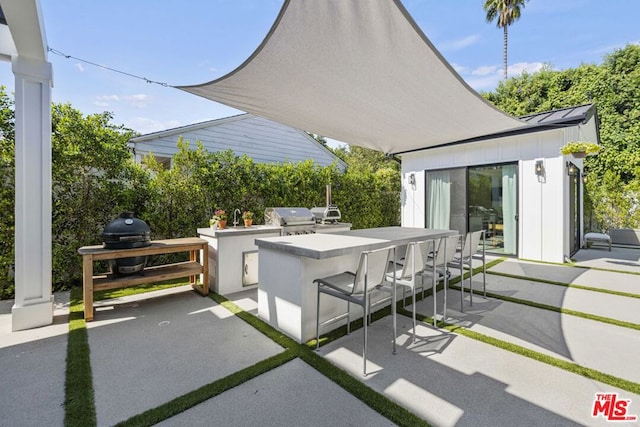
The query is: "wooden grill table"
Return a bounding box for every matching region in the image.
[78,237,209,321]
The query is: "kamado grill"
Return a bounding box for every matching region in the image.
[264,207,317,235]
[101,212,151,275]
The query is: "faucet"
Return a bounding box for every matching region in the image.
[233,209,241,227]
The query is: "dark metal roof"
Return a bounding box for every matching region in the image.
[518,104,595,126]
[396,104,598,155]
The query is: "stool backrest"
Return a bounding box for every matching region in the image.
[435,234,462,266]
[352,246,394,295]
[461,230,484,260]
[397,240,433,281]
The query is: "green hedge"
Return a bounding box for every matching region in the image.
[0,100,400,299]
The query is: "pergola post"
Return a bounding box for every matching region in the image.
[11,55,53,331]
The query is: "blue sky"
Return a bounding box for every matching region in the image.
[2,0,639,145]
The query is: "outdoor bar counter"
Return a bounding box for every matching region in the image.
[254,226,455,343]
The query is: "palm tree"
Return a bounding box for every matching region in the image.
[484,0,528,79]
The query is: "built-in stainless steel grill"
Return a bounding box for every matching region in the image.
[264,207,317,235]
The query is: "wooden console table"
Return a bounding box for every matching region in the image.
[78,237,209,321]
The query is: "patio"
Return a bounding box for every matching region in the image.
[1,247,639,426]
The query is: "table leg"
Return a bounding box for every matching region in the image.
[82,255,94,321]
[190,246,209,296]
[201,244,209,294]
[189,249,196,287]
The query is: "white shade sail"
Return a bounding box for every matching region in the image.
[178,0,524,154]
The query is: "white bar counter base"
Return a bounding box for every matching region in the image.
[255,226,456,343]
[198,226,281,295]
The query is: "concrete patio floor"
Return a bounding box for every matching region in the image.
[1,246,639,426]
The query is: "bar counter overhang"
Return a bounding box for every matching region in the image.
[254,226,456,343]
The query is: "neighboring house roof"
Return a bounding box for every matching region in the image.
[397,104,599,154]
[128,113,346,170]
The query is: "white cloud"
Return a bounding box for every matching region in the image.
[75,63,85,72]
[439,34,480,52]
[125,117,181,135]
[124,94,151,108]
[472,65,498,76]
[508,62,544,75]
[460,62,545,91]
[466,74,503,91]
[93,94,120,107]
[97,95,120,101]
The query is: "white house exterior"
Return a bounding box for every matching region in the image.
[399,104,600,263]
[128,113,346,170]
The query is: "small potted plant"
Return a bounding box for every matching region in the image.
[242,210,254,227]
[560,141,600,158]
[211,209,227,229]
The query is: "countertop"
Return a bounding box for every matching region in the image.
[254,226,456,259]
[197,225,282,238]
[197,222,351,239]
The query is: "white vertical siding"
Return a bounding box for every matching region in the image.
[401,127,580,263]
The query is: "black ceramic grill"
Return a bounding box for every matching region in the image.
[101,212,151,275]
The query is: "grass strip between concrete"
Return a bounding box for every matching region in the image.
[397,305,640,396]
[210,293,429,427]
[487,270,640,299]
[65,254,638,426]
[519,256,640,276]
[447,283,640,332]
[391,257,640,395]
[115,350,299,427]
[65,287,97,427]
[65,288,428,427]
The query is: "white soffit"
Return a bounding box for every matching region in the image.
[178,0,524,154]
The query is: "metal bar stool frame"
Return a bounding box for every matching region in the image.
[314,246,397,376]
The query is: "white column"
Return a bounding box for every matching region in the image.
[11,55,53,331]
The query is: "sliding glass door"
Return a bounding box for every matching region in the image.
[468,164,517,254]
[425,163,518,256]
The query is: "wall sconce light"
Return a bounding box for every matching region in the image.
[408,173,416,186]
[565,161,577,176]
[582,172,588,184]
[535,160,544,176]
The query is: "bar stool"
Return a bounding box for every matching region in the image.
[425,234,462,323]
[448,230,486,311]
[314,246,396,376]
[386,239,435,341]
